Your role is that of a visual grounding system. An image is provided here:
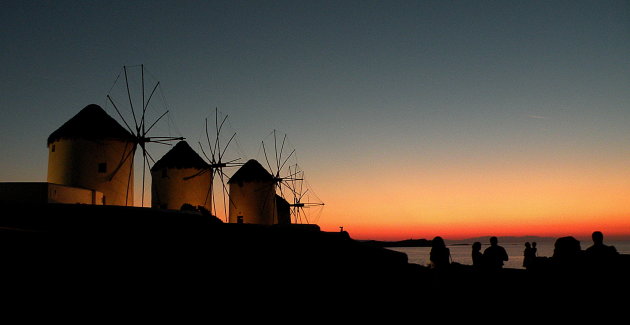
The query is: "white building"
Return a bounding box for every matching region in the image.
[0,182,103,205]
[228,159,287,225]
[150,141,211,211]
[47,104,136,206]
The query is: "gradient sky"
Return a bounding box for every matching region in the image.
[2,1,629,240]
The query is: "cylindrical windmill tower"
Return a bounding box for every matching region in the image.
[228,159,278,225]
[150,141,211,211]
[275,194,291,225]
[47,104,136,206]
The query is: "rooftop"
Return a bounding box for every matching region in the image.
[47,104,135,145]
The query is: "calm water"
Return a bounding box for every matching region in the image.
[389,240,630,269]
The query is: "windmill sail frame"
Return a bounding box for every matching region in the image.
[105,64,184,206]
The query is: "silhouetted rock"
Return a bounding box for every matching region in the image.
[552,236,583,267]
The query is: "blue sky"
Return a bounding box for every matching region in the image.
[2,1,629,237]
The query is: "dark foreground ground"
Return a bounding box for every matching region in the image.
[1,204,629,314]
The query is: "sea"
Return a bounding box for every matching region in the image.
[388,239,630,269]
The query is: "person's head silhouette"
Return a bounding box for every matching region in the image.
[473,241,481,251]
[490,236,498,246]
[525,242,531,249]
[432,236,446,248]
[592,231,604,245]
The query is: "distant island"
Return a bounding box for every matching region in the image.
[361,239,431,247]
[361,236,556,248]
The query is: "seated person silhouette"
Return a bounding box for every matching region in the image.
[430,236,451,269]
[482,236,509,270]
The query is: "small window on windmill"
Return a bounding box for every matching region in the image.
[51,144,56,153]
[162,168,168,178]
[98,162,107,173]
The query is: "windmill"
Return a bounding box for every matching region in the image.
[285,164,325,224]
[259,130,324,224]
[184,108,243,221]
[105,64,184,206]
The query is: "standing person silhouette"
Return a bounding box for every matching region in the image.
[523,242,535,269]
[483,237,509,270]
[430,236,451,269]
[472,242,483,268]
[531,242,537,257]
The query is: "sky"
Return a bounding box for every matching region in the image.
[1,0,630,240]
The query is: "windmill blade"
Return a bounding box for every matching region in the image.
[109,142,136,181]
[123,66,140,134]
[205,118,216,162]
[281,167,303,182]
[183,168,211,181]
[277,132,287,174]
[125,146,136,206]
[150,139,182,146]
[298,188,309,202]
[210,168,239,222]
[273,130,279,172]
[141,64,145,132]
[198,141,212,162]
[299,206,309,224]
[214,112,229,161]
[107,95,135,135]
[143,146,156,165]
[220,132,237,162]
[203,172,214,214]
[277,180,289,203]
[278,149,296,174]
[140,80,160,133]
[141,148,147,206]
[142,78,160,121]
[223,157,242,165]
[144,110,170,135]
[217,168,230,222]
[261,140,275,177]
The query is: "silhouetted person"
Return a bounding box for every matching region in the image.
[483,237,508,270]
[472,241,483,268]
[531,242,537,257]
[523,242,531,268]
[585,231,618,268]
[523,242,536,269]
[430,236,451,269]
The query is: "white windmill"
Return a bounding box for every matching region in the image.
[227,129,324,225]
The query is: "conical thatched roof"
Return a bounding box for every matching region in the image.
[151,141,209,171]
[228,159,274,184]
[47,104,135,145]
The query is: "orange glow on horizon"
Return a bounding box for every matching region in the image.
[315,157,630,241]
[319,217,630,241]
